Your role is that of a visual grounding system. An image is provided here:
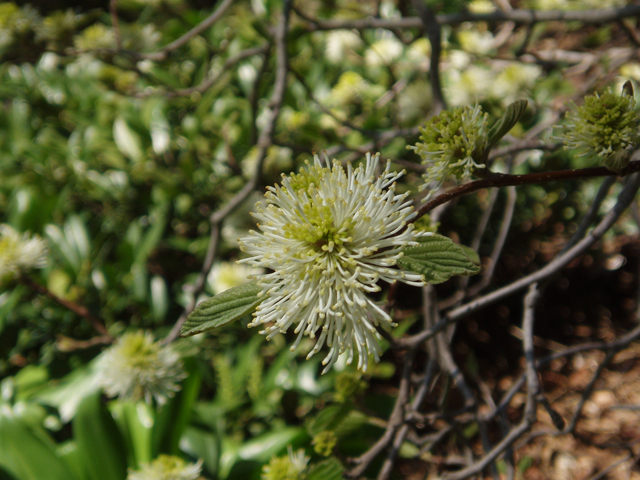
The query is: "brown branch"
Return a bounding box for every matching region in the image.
[296,6,640,31]
[417,160,640,220]
[19,275,112,339]
[142,0,236,61]
[411,0,446,113]
[164,0,293,343]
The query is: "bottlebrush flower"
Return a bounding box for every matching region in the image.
[0,224,48,284]
[557,86,640,172]
[239,152,424,373]
[409,105,489,199]
[99,331,186,405]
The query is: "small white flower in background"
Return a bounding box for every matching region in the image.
[99,331,186,405]
[0,224,48,283]
[445,65,492,107]
[261,447,309,480]
[239,152,425,373]
[491,64,542,106]
[365,37,404,67]
[325,30,363,64]
[207,261,264,295]
[127,455,203,480]
[409,104,489,199]
[457,28,495,56]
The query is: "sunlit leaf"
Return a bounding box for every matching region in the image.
[180,282,263,337]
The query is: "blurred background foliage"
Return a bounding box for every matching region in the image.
[0,0,639,478]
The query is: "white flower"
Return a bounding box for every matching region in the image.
[325,30,363,64]
[99,331,186,405]
[238,153,424,373]
[365,37,404,67]
[0,224,48,282]
[207,260,263,294]
[446,65,492,107]
[127,455,203,480]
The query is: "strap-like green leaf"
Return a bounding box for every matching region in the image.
[179,282,263,337]
[307,457,344,480]
[398,234,481,284]
[485,99,529,157]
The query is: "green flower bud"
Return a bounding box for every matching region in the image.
[557,83,640,173]
[313,430,338,457]
[261,447,309,480]
[127,455,203,480]
[409,105,489,200]
[334,371,367,403]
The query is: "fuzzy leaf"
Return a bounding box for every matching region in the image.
[485,99,528,155]
[179,282,263,337]
[398,234,481,284]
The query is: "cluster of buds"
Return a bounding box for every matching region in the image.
[409,105,489,199]
[557,82,640,172]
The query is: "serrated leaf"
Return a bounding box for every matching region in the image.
[398,234,481,284]
[179,282,263,337]
[307,457,344,480]
[485,99,528,156]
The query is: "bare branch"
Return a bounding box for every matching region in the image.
[142,0,236,61]
[295,5,640,31]
[411,0,446,113]
[19,275,112,340]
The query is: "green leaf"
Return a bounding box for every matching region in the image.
[0,406,78,480]
[398,234,481,284]
[73,392,128,480]
[152,358,202,456]
[110,401,153,469]
[485,99,528,156]
[113,117,143,162]
[307,457,344,480]
[179,282,263,337]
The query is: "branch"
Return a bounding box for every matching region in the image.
[164,0,292,343]
[142,0,236,61]
[417,160,640,220]
[411,0,446,113]
[19,275,112,339]
[296,6,640,31]
[398,172,640,349]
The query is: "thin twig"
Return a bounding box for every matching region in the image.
[19,275,112,339]
[417,161,640,220]
[142,0,236,61]
[165,0,292,342]
[296,6,640,31]
[411,0,446,113]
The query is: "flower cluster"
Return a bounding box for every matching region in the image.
[99,331,186,405]
[0,224,48,285]
[261,447,309,480]
[127,455,203,480]
[239,153,424,373]
[409,105,489,199]
[557,86,640,172]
